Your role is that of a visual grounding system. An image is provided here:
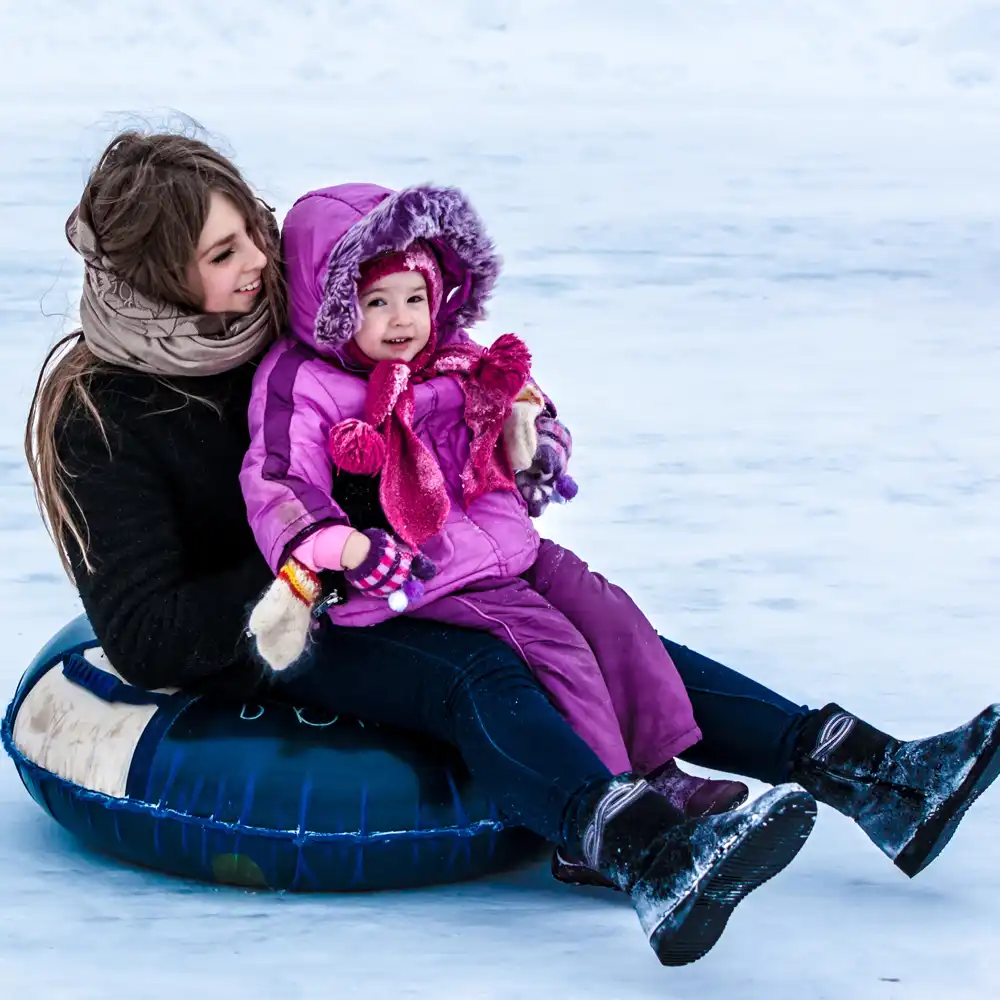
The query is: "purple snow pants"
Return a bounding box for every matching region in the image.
[410,539,701,774]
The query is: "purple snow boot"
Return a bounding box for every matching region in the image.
[552,761,749,889]
[649,761,750,818]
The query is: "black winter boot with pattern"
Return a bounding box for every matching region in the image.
[789,702,1000,877]
[552,762,749,890]
[563,776,816,966]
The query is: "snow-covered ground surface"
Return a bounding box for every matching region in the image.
[2,2,1000,996]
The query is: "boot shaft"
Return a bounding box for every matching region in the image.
[566,775,687,891]
[791,703,896,816]
[647,760,749,817]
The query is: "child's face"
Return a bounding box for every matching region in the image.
[355,271,432,362]
[188,191,268,314]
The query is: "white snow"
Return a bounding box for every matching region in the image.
[2,2,999,996]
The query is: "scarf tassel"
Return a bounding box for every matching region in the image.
[477,333,532,397]
[328,417,387,476]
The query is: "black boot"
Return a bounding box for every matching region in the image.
[552,763,749,891]
[789,702,1000,877]
[565,776,816,966]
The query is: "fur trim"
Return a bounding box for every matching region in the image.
[315,186,501,349]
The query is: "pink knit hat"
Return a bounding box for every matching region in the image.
[358,240,444,327]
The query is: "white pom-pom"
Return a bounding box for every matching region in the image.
[387,590,409,613]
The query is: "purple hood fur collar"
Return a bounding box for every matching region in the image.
[282,183,502,358]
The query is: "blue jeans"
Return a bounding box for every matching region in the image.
[270,618,812,846]
[663,639,811,787]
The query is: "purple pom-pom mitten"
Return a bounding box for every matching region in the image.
[344,529,436,611]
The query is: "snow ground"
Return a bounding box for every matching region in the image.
[1,2,1000,997]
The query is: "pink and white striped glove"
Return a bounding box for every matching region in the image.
[344,529,437,612]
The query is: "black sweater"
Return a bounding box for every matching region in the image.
[57,363,275,700]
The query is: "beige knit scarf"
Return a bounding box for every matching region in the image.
[66,207,275,376]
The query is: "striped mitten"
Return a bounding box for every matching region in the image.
[515,414,579,517]
[344,529,437,613]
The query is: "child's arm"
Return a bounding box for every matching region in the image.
[240,351,367,670]
[241,353,357,573]
[241,349,434,669]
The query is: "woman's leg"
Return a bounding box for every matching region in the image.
[271,616,817,965]
[268,615,612,844]
[662,638,1000,877]
[660,639,811,786]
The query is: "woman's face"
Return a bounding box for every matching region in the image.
[188,191,268,314]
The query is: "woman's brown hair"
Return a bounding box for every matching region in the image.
[25,130,286,576]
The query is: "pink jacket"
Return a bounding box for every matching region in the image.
[240,183,540,625]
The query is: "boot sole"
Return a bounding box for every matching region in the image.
[895,706,1000,878]
[645,787,817,967]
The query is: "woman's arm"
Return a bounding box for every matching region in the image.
[58,407,271,698]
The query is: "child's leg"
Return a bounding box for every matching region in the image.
[522,539,701,775]
[409,579,633,774]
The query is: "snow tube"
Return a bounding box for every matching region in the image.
[1,616,540,891]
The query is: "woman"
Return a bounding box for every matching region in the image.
[26,129,999,966]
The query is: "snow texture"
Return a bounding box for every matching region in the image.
[2,2,1000,997]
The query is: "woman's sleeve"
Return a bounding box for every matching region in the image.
[58,410,271,698]
[240,350,353,573]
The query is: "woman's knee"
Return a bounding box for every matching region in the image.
[445,633,540,702]
[359,615,537,695]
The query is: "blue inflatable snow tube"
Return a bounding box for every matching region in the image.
[1,617,541,890]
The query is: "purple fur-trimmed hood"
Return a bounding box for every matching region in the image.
[281,183,502,358]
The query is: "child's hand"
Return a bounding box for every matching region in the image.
[340,529,373,570]
[343,528,437,612]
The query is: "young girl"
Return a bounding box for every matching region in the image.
[241,183,751,822]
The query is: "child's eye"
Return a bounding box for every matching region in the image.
[365,297,386,308]
[211,247,234,264]
[408,294,425,304]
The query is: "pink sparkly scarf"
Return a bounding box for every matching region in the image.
[329,333,532,549]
